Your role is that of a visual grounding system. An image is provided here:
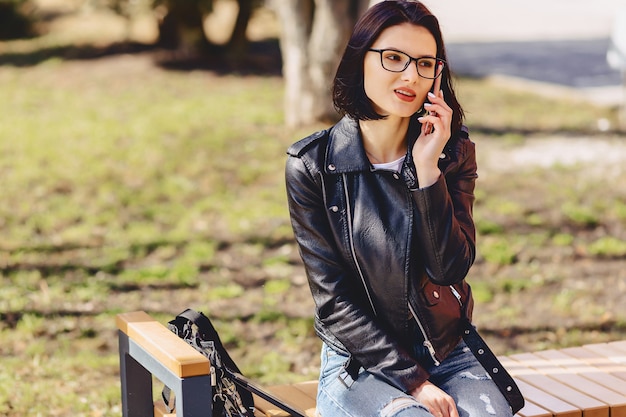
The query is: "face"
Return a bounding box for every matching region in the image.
[363,23,437,119]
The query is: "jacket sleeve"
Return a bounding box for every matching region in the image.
[285,153,430,393]
[410,133,477,286]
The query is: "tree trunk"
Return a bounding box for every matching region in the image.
[269,0,315,127]
[269,0,371,127]
[157,1,209,55]
[227,0,255,62]
[307,0,355,124]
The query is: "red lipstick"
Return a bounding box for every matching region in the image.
[394,88,416,102]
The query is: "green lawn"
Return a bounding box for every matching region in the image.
[1,30,625,416]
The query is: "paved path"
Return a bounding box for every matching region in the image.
[422,0,625,106]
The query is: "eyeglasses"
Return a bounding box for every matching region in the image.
[368,48,445,79]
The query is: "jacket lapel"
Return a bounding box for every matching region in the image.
[325,117,371,174]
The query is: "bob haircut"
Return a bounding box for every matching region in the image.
[332,0,464,134]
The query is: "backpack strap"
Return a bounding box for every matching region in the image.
[461,320,525,414]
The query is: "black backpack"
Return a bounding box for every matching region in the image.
[163,308,306,417]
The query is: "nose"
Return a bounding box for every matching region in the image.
[401,60,420,82]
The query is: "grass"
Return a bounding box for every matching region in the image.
[456,77,618,133]
[2,7,626,415]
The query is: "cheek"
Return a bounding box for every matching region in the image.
[417,88,429,105]
[362,75,377,100]
[362,62,379,98]
[416,80,434,105]
[362,55,394,98]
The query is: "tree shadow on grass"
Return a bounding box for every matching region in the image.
[0,38,283,75]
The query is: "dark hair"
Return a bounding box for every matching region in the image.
[332,0,464,134]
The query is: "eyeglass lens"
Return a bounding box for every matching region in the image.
[379,50,443,78]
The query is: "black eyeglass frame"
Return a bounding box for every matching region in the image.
[368,48,446,79]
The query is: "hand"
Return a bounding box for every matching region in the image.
[413,88,453,188]
[410,381,459,417]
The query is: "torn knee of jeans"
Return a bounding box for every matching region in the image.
[480,393,497,415]
[459,371,491,380]
[380,396,424,417]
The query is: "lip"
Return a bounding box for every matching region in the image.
[394,87,417,102]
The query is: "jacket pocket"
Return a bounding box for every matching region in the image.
[413,280,474,363]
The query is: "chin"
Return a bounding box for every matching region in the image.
[393,110,420,119]
[373,102,420,119]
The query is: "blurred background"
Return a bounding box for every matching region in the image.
[1,0,626,415]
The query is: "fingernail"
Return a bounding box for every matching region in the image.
[428,92,436,98]
[424,103,432,107]
[417,117,425,122]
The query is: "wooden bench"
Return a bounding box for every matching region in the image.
[117,311,626,417]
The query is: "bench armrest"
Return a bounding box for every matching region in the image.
[116,311,210,378]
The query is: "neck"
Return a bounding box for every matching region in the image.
[359,117,409,164]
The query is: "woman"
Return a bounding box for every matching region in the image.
[285,2,513,416]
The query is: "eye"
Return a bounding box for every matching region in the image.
[418,59,435,68]
[384,52,404,62]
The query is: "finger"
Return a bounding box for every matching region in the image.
[424,99,452,114]
[422,121,433,135]
[419,116,438,135]
[445,396,460,417]
[426,405,443,417]
[432,65,442,95]
[418,114,443,130]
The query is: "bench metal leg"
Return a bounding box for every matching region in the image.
[118,330,213,417]
[119,331,154,416]
[170,376,212,416]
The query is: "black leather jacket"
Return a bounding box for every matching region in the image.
[285,116,477,393]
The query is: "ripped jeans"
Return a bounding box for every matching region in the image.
[316,341,513,417]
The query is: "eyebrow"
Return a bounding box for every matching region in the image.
[374,47,438,59]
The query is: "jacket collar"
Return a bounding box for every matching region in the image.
[325,116,371,174]
[325,116,423,175]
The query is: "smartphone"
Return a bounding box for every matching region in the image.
[424,63,443,134]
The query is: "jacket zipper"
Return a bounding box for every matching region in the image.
[342,173,378,317]
[407,286,462,366]
[408,303,440,366]
[450,285,462,306]
[403,176,440,366]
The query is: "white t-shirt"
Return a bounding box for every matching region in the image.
[371,156,405,173]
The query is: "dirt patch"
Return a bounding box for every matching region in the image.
[480,135,626,175]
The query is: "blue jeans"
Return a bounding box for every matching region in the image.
[316,341,513,417]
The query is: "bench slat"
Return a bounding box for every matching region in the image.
[290,381,318,400]
[535,350,626,395]
[560,346,626,382]
[154,399,177,417]
[514,379,582,417]
[582,343,626,365]
[507,354,609,417]
[264,384,317,417]
[117,311,210,378]
[510,352,626,417]
[516,399,554,417]
[253,394,316,417]
[499,356,584,417]
[252,394,289,417]
[609,341,626,352]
